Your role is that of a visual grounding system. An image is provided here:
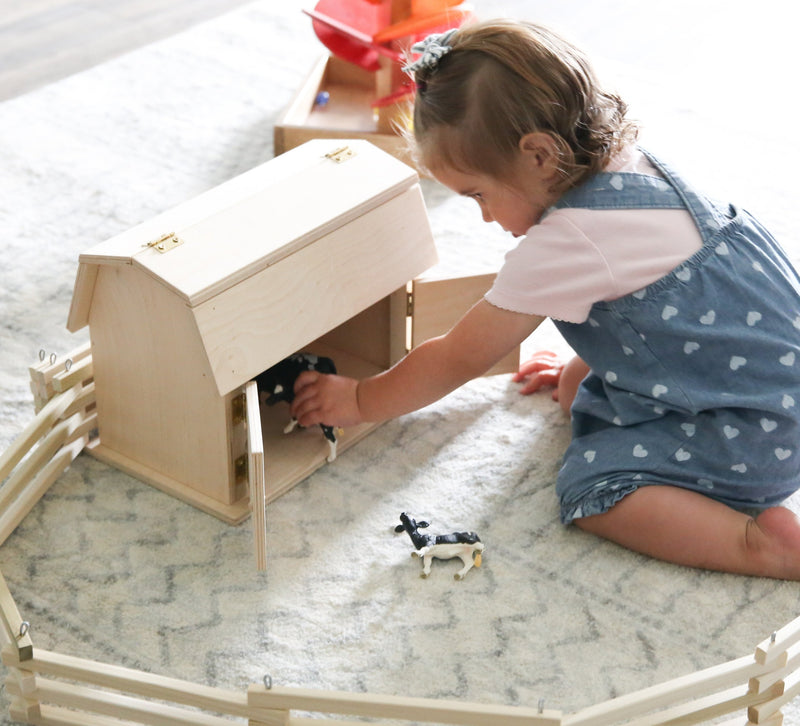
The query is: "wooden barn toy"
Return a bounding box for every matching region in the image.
[16,138,514,569]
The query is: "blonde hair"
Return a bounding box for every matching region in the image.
[407,19,638,193]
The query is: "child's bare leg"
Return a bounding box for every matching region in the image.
[557,356,590,414]
[574,485,800,579]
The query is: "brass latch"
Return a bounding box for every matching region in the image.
[324,145,355,164]
[143,231,184,254]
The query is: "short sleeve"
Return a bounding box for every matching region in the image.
[485,212,617,324]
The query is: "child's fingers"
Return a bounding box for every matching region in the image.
[291,372,323,423]
[513,351,563,381]
[517,368,561,395]
[293,369,319,394]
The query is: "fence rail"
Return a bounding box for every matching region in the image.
[1,344,799,726]
[3,609,800,726]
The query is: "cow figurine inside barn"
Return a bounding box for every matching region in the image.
[394,512,484,580]
[256,353,339,462]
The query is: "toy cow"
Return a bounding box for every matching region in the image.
[394,512,484,580]
[256,353,339,462]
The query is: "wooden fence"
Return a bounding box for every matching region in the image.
[1,345,799,725]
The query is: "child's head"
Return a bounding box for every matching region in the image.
[405,20,638,194]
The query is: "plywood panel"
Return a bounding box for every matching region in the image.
[89,264,233,504]
[245,381,267,571]
[193,183,437,395]
[411,274,520,376]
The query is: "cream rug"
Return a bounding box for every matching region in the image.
[2,1,800,723]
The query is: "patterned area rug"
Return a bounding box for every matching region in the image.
[1,1,799,723]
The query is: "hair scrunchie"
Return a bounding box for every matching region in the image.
[402,28,458,75]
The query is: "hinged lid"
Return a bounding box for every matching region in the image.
[68,140,438,395]
[69,139,421,319]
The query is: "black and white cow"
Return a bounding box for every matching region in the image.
[394,512,484,580]
[256,353,338,462]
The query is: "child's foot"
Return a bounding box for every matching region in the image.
[575,487,800,580]
[750,506,800,580]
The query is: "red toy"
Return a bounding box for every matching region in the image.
[305,0,472,124]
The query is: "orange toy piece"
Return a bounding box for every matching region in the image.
[372,7,472,44]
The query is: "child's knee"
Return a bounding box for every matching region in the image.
[558,356,590,413]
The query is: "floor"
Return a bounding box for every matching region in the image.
[1,0,795,242]
[0,0,253,101]
[3,0,793,109]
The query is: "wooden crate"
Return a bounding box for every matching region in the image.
[274,54,414,165]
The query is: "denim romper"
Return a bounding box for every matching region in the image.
[552,150,800,524]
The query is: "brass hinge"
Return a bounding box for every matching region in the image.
[234,454,248,482]
[324,145,356,164]
[142,231,184,254]
[231,393,246,425]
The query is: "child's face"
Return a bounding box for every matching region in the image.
[430,155,557,238]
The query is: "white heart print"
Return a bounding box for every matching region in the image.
[729,356,747,371]
[760,418,778,432]
[683,341,700,354]
[633,444,648,458]
[699,311,716,325]
[746,311,762,326]
[723,425,739,439]
[662,305,678,320]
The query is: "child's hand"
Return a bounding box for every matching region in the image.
[290,371,362,429]
[513,350,563,397]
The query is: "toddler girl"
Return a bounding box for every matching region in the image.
[292,19,800,579]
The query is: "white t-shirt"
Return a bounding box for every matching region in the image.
[485,148,703,323]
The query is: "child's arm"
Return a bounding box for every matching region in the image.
[290,299,545,428]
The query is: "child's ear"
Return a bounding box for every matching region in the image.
[518,132,559,175]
